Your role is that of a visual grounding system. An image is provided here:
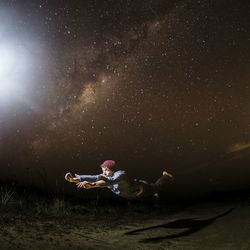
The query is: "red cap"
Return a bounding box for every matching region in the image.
[100,160,116,170]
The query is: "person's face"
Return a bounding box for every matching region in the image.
[101,167,113,177]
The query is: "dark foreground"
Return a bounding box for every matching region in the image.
[0,187,250,250]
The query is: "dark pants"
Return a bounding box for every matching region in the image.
[138,175,173,198]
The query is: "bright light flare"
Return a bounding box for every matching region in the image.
[0,41,32,105]
[0,45,16,79]
[227,142,250,153]
[0,8,48,116]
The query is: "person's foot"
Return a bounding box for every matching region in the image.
[154,193,159,198]
[65,172,80,183]
[162,171,174,181]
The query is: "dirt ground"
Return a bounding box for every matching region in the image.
[0,198,250,250]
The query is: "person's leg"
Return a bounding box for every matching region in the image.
[137,181,157,198]
[152,171,174,191]
[136,171,174,198]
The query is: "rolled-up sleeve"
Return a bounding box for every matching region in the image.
[75,174,101,182]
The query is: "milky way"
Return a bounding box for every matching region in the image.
[0,0,249,193]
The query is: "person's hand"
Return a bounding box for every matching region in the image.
[76,181,94,189]
[65,172,80,183]
[65,172,73,182]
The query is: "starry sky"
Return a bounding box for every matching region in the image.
[0,0,249,196]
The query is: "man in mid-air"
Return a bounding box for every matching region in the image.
[65,160,174,199]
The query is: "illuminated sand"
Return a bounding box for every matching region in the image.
[0,198,249,250]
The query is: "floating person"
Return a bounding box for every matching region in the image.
[65,160,174,199]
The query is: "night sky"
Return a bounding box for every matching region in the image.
[0,0,249,196]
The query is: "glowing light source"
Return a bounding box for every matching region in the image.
[227,142,250,153]
[0,45,17,91]
[0,45,16,77]
[0,42,32,105]
[0,9,48,117]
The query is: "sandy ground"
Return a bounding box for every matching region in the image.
[0,198,250,250]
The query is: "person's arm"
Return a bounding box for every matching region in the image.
[75,174,101,182]
[75,171,126,189]
[65,172,103,184]
[97,171,125,186]
[76,180,108,189]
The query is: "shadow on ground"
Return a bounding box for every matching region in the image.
[125,208,234,243]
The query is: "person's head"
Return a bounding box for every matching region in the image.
[100,160,116,177]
